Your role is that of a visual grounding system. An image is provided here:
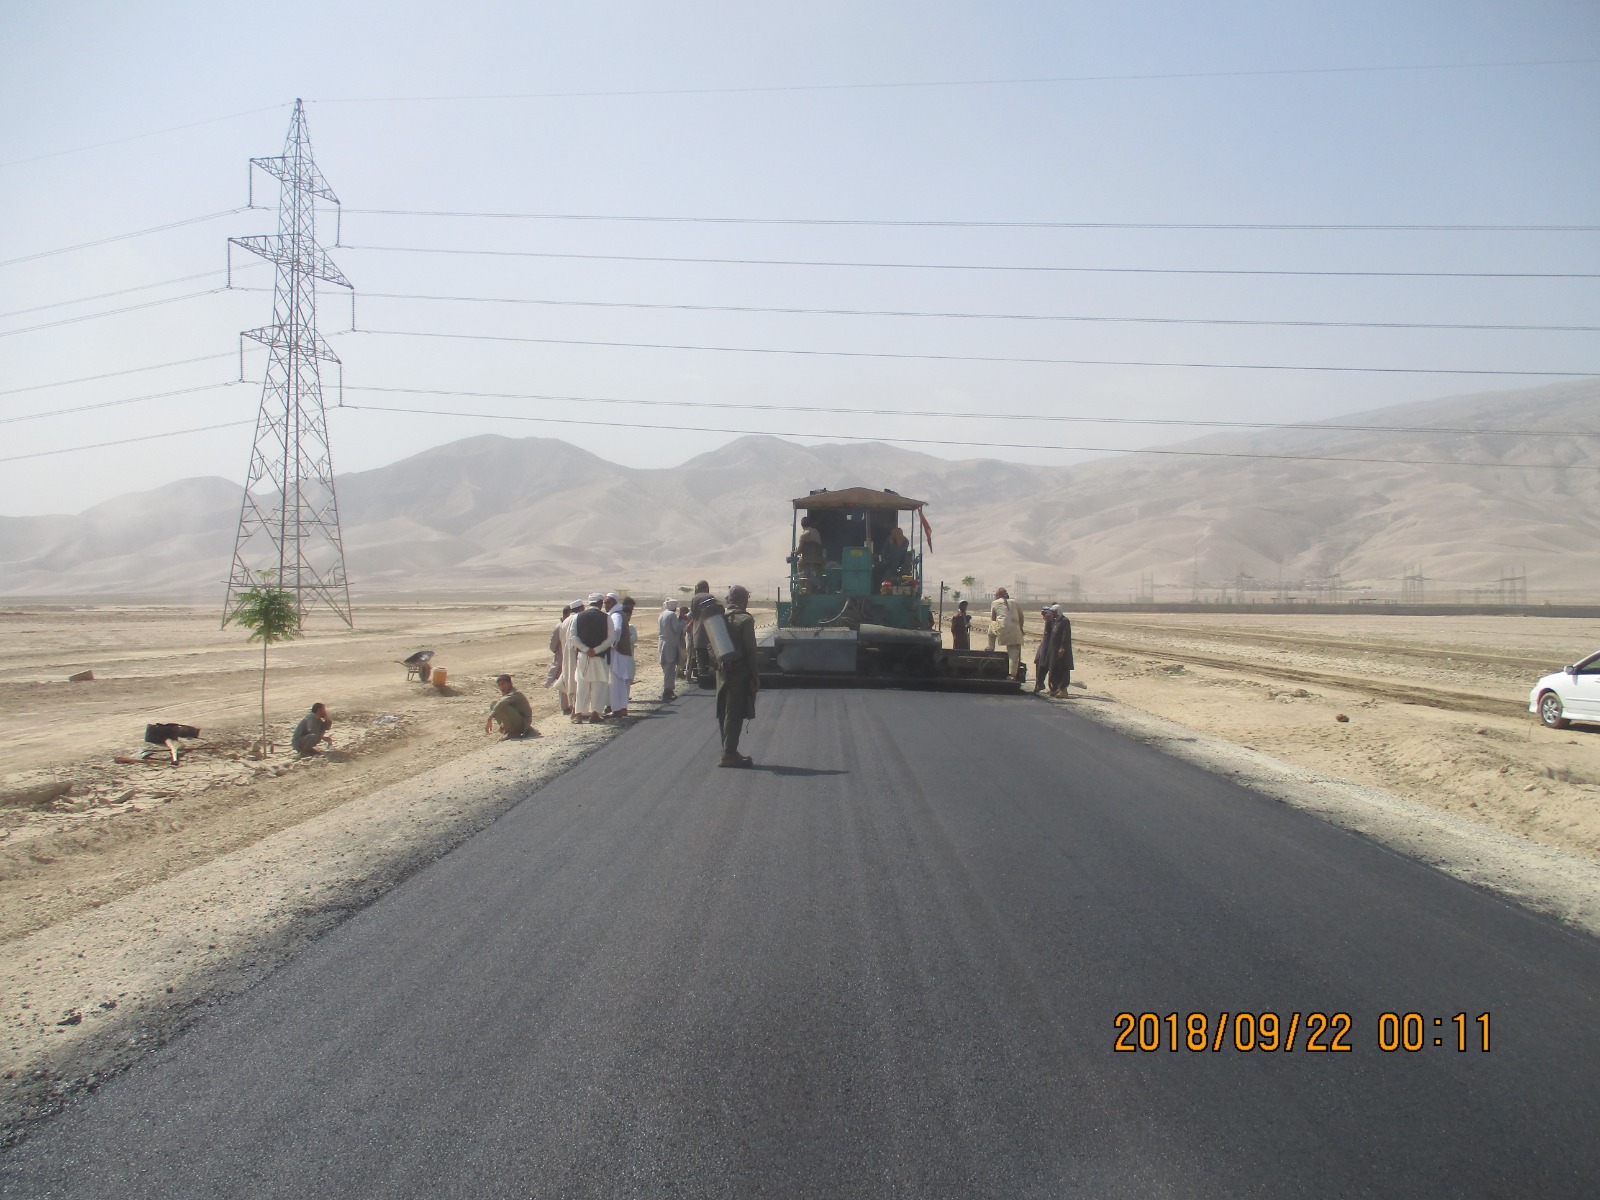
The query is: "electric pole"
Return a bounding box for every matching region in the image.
[223,99,354,628]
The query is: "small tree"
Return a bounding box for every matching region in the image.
[225,577,301,757]
[961,575,976,591]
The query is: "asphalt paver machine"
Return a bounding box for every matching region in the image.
[757,486,1018,692]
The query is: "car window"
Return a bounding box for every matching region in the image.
[1577,655,1600,675]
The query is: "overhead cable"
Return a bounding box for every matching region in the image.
[0,269,239,321]
[340,208,1600,233]
[341,243,1600,281]
[0,208,254,269]
[337,403,1600,472]
[347,384,1600,439]
[310,57,1600,103]
[0,352,242,397]
[0,420,253,463]
[354,328,1599,378]
[0,104,290,169]
[0,381,246,425]
[0,288,229,338]
[324,288,1600,333]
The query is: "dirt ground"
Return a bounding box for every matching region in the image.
[1042,612,1600,863]
[6,605,1596,952]
[0,601,592,945]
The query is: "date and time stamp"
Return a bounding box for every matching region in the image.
[1113,1011,1491,1054]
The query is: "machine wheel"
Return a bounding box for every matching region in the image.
[1539,690,1570,729]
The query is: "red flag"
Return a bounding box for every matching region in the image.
[919,509,934,552]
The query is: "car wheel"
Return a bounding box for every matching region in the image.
[1539,690,1570,729]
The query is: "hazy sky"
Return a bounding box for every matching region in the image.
[2,1,1597,516]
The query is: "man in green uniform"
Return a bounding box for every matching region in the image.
[292,703,333,756]
[485,674,536,739]
[716,585,761,767]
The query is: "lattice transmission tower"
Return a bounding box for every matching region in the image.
[222,99,354,628]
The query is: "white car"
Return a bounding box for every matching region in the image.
[1530,652,1600,729]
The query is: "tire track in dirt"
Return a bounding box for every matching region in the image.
[1078,623,1557,674]
[1076,637,1527,719]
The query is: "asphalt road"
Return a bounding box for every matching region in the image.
[4,687,1599,1198]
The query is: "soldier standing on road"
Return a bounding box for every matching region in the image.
[716,585,761,768]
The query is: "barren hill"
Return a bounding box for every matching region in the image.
[2,381,1596,601]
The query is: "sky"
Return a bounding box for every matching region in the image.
[1,1,1597,516]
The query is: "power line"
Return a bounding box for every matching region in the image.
[0,352,241,397]
[0,420,253,463]
[355,327,1600,378]
[0,105,289,169]
[337,402,1600,472]
[346,384,1600,439]
[326,287,1600,333]
[0,208,253,269]
[310,56,1600,104]
[0,288,229,338]
[341,207,1600,233]
[341,243,1600,281]
[0,269,237,321]
[0,381,246,425]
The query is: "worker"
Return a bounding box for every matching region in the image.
[676,605,692,680]
[988,587,1026,681]
[795,514,825,592]
[572,593,616,722]
[292,703,333,756]
[950,600,972,650]
[1047,605,1075,697]
[688,580,712,681]
[485,675,535,738]
[716,584,761,767]
[1033,608,1056,694]
[609,596,637,718]
[658,600,683,701]
[880,525,910,578]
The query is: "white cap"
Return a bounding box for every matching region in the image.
[662,599,676,608]
[605,591,619,601]
[1051,604,1064,614]
[570,598,584,608]
[588,592,604,604]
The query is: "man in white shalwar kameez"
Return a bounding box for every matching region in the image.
[608,596,637,717]
[558,599,586,718]
[573,592,616,721]
[543,604,574,712]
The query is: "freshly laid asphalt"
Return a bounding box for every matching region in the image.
[4,687,1599,1198]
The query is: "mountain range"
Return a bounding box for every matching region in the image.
[3,381,1597,602]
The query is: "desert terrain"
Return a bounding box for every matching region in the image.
[7,602,1598,945]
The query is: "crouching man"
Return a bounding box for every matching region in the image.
[486,674,536,739]
[292,703,333,756]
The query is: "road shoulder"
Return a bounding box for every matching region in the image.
[1060,691,1600,939]
[1,719,620,1145]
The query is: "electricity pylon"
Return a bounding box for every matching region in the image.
[223,98,354,628]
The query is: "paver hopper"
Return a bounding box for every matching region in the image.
[757,487,1018,692]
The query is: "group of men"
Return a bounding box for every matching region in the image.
[947,586,1074,695]
[530,582,761,768]
[539,591,648,725]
